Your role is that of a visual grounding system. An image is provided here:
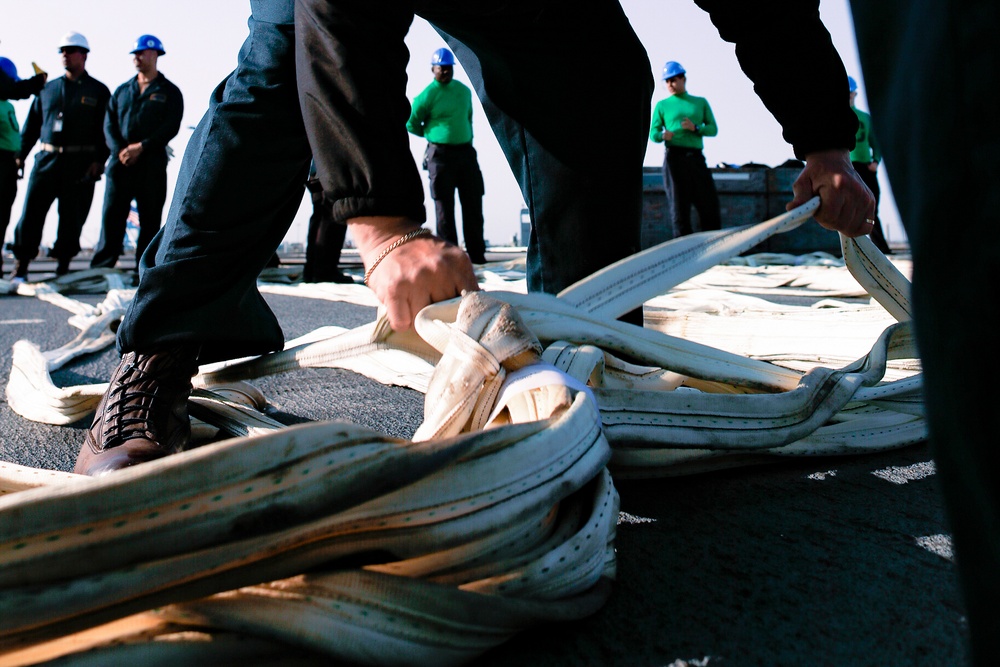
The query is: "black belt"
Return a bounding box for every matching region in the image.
[39,143,96,154]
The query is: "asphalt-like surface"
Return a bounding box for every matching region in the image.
[0,258,970,665]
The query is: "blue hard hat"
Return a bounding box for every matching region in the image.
[662,61,686,80]
[131,34,165,55]
[847,75,858,92]
[0,57,18,81]
[431,48,455,66]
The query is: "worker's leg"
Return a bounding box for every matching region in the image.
[417,0,653,294]
[90,164,132,269]
[132,155,170,269]
[50,158,95,264]
[117,0,311,364]
[852,1,1000,663]
[427,145,459,245]
[11,155,59,266]
[690,152,721,233]
[664,148,693,238]
[455,149,486,263]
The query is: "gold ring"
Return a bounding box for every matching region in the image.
[865,218,875,225]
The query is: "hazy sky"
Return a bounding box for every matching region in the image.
[1,0,902,251]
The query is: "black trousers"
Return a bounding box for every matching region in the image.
[12,150,97,262]
[91,155,169,270]
[426,142,486,262]
[662,146,721,238]
[853,1,1000,663]
[303,191,348,283]
[119,0,651,361]
[0,150,17,260]
[299,0,652,295]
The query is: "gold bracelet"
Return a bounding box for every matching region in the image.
[363,227,433,286]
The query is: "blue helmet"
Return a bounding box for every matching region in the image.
[0,57,18,82]
[131,34,165,55]
[431,48,455,66]
[847,75,858,92]
[662,61,686,80]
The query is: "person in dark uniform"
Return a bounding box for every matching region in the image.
[75,0,874,477]
[406,47,487,264]
[9,31,109,281]
[1,56,42,279]
[0,57,46,102]
[90,35,183,272]
[303,160,352,283]
[847,75,889,254]
[650,61,721,238]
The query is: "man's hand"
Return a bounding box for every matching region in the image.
[350,216,479,332]
[788,149,875,237]
[118,142,144,167]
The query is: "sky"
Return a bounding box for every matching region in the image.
[1,0,904,253]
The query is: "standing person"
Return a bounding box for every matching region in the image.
[847,75,889,254]
[0,57,29,278]
[851,1,998,663]
[90,35,183,273]
[8,31,109,282]
[0,56,46,102]
[304,159,351,283]
[75,0,873,477]
[406,47,486,265]
[649,61,721,239]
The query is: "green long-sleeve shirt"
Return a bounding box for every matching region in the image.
[0,100,19,152]
[649,92,718,150]
[850,107,880,164]
[406,79,474,145]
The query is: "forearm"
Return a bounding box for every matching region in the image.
[694,0,857,157]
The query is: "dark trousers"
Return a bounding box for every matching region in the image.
[663,146,721,238]
[298,0,653,295]
[426,142,486,263]
[12,150,96,262]
[119,0,651,361]
[303,193,348,283]
[91,156,169,270]
[117,0,312,363]
[0,150,17,261]
[852,1,999,663]
[851,160,889,253]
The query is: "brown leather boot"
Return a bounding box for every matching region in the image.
[75,347,199,476]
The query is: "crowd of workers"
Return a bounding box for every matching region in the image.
[2,26,888,286]
[3,2,995,663]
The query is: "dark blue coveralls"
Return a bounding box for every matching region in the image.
[91,73,183,270]
[12,72,109,272]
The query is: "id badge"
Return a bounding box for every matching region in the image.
[53,119,64,132]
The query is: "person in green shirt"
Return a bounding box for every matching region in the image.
[0,57,26,280]
[848,75,889,254]
[406,47,486,264]
[649,61,721,238]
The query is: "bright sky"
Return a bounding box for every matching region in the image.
[1,0,903,252]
